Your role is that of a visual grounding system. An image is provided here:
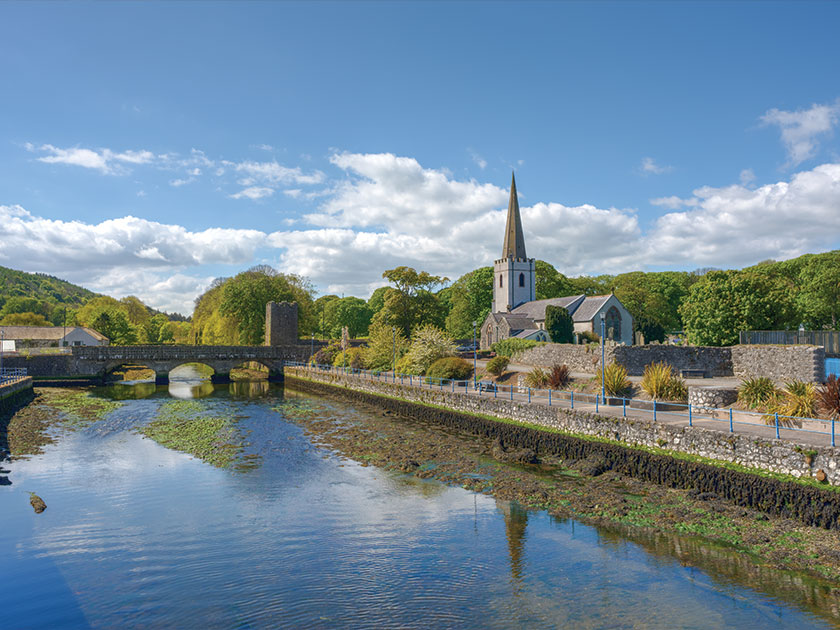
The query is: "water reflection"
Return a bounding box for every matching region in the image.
[168,379,214,399]
[228,380,270,398]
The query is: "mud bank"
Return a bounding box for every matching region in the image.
[285,375,840,588]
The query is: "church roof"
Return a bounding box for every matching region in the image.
[508,294,613,323]
[502,172,527,260]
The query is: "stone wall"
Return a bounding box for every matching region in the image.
[514,342,825,382]
[731,345,825,383]
[513,343,615,373]
[265,302,299,346]
[0,377,34,414]
[287,366,840,485]
[688,386,738,409]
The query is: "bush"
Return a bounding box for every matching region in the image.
[578,330,600,344]
[426,357,473,381]
[775,381,817,421]
[401,324,457,375]
[332,346,365,370]
[597,363,631,397]
[310,341,341,366]
[486,355,510,377]
[491,338,544,358]
[738,377,778,410]
[818,375,840,420]
[640,362,687,402]
[524,367,550,388]
[547,363,571,389]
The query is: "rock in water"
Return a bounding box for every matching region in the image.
[29,493,46,513]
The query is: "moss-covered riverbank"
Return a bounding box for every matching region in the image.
[281,379,840,594]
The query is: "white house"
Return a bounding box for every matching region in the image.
[0,325,109,348]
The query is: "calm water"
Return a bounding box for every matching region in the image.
[1,370,837,629]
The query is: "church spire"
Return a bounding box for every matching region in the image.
[502,172,527,259]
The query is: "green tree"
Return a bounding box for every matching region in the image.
[0,312,52,326]
[544,305,574,343]
[321,297,373,338]
[399,324,457,374]
[796,252,840,329]
[680,270,798,346]
[363,320,410,372]
[375,266,447,337]
[90,310,137,345]
[219,266,315,344]
[366,287,389,317]
[445,266,493,339]
[569,275,614,296]
[535,260,575,300]
[313,295,341,337]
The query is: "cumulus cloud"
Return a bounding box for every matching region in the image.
[640,157,672,175]
[761,100,840,167]
[469,149,487,170]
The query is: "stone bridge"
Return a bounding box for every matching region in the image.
[6,344,320,384]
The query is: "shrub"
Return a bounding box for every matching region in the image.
[332,346,365,370]
[363,322,409,373]
[310,341,341,366]
[486,355,510,377]
[776,381,817,421]
[545,305,574,343]
[491,338,544,357]
[524,367,550,388]
[640,362,687,401]
[738,377,778,410]
[401,324,457,374]
[547,363,571,389]
[597,363,631,397]
[817,375,840,420]
[578,330,600,344]
[426,357,473,381]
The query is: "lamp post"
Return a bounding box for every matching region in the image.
[472,321,478,388]
[799,322,805,344]
[392,326,396,383]
[600,312,606,404]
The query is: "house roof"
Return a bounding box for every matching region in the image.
[0,325,108,341]
[572,295,613,322]
[510,295,584,321]
[512,329,542,339]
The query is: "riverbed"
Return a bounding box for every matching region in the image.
[1,370,838,628]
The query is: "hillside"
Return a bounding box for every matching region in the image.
[0,266,99,310]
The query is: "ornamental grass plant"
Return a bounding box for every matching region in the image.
[737,377,779,410]
[524,367,550,388]
[597,363,631,397]
[817,375,840,420]
[548,363,571,389]
[640,362,687,402]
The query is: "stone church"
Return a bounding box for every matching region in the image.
[480,174,633,349]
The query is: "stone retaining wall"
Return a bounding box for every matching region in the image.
[286,366,840,486]
[514,342,825,383]
[688,386,738,409]
[0,377,34,414]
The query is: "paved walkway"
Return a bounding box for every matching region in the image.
[293,365,838,450]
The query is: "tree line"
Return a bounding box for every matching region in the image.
[3,249,838,347]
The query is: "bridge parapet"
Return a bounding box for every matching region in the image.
[71,345,304,362]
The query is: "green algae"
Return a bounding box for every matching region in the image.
[141,399,257,470]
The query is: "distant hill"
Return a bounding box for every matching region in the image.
[0,266,99,310]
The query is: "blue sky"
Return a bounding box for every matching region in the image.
[1,1,839,314]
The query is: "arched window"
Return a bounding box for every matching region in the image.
[499,274,503,288]
[519,272,525,287]
[605,306,622,342]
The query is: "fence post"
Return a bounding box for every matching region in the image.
[623,397,626,418]
[510,386,513,401]
[465,381,468,395]
[653,400,657,422]
[775,412,780,439]
[729,408,733,433]
[688,403,692,427]
[494,384,497,399]
[549,389,552,406]
[451,380,454,393]
[571,391,574,409]
[596,394,599,413]
[528,388,531,403]
[833,416,836,448]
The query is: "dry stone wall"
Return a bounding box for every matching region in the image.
[514,342,825,383]
[287,366,840,486]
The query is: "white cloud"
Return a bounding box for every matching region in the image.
[232,160,324,185]
[284,189,302,198]
[650,195,696,210]
[640,157,672,175]
[469,149,487,170]
[761,100,840,167]
[739,168,756,186]
[0,204,266,312]
[230,186,275,200]
[27,143,157,174]
[169,178,194,187]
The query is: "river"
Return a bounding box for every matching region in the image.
[0,367,837,628]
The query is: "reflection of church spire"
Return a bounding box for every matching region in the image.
[502,172,527,260]
[497,499,529,581]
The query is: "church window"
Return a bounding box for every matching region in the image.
[519,272,525,287]
[605,306,622,342]
[499,275,503,288]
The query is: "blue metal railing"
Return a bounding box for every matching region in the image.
[0,367,28,386]
[285,360,838,447]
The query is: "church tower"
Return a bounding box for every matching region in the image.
[492,172,535,313]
